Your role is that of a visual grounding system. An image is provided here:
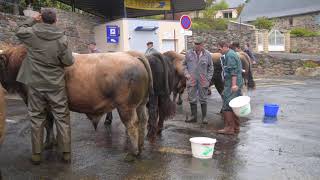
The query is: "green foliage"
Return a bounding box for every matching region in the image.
[290,28,320,37]
[20,0,71,11]
[203,0,228,19]
[192,18,228,30]
[253,17,274,30]
[303,60,320,68]
[290,48,302,54]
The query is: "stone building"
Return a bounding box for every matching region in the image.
[239,0,320,31]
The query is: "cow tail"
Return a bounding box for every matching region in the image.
[137,56,154,96]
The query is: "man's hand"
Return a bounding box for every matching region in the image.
[185,74,191,79]
[231,85,239,92]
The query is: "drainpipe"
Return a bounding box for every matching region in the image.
[72,0,76,12]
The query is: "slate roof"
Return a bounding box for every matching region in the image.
[239,0,320,22]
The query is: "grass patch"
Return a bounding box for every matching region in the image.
[303,60,320,68]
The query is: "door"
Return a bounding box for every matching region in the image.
[268,30,285,51]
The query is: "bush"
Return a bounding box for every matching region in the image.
[253,17,274,30]
[290,28,320,37]
[303,60,320,68]
[192,18,228,31]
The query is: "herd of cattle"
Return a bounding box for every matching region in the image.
[0,44,254,159]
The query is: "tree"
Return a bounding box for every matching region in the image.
[203,0,228,19]
[21,0,71,11]
[253,17,274,30]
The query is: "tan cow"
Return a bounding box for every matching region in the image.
[0,45,153,159]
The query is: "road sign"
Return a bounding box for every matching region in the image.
[180,15,192,30]
[106,25,120,44]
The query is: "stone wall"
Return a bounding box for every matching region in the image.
[291,36,320,54]
[187,29,257,52]
[0,9,104,53]
[252,53,304,76]
[273,12,320,31]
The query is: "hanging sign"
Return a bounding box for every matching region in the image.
[106,25,120,44]
[124,0,171,10]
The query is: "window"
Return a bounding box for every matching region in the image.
[289,17,293,26]
[223,12,232,18]
[316,15,320,25]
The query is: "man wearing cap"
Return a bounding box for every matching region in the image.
[183,37,213,124]
[88,42,101,53]
[145,41,159,56]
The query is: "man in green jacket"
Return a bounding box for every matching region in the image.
[217,41,243,135]
[16,8,74,164]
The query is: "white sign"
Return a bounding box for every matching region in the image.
[181,29,192,36]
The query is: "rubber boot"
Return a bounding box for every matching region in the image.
[185,103,197,123]
[234,113,240,133]
[31,153,41,165]
[217,111,235,135]
[201,104,208,124]
[62,152,71,164]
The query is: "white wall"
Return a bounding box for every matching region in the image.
[127,19,160,53]
[94,19,125,52]
[94,18,186,53]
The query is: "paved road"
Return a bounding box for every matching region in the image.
[0,77,320,180]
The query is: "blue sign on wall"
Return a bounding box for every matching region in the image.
[106,25,120,43]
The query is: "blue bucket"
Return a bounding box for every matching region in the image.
[264,104,279,117]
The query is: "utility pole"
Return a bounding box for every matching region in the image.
[123,0,127,18]
[171,0,175,20]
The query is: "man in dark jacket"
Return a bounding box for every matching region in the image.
[16,8,74,164]
[217,41,243,135]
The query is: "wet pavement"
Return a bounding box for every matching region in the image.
[1,77,320,180]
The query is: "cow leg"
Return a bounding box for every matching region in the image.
[147,95,158,141]
[136,104,147,153]
[104,112,113,127]
[177,92,183,105]
[157,96,175,135]
[117,107,139,160]
[157,109,165,135]
[173,91,178,104]
[44,111,56,150]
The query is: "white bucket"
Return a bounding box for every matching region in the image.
[189,137,216,159]
[229,96,251,117]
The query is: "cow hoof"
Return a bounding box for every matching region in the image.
[124,153,138,162]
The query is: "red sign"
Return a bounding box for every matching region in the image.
[180,15,192,30]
